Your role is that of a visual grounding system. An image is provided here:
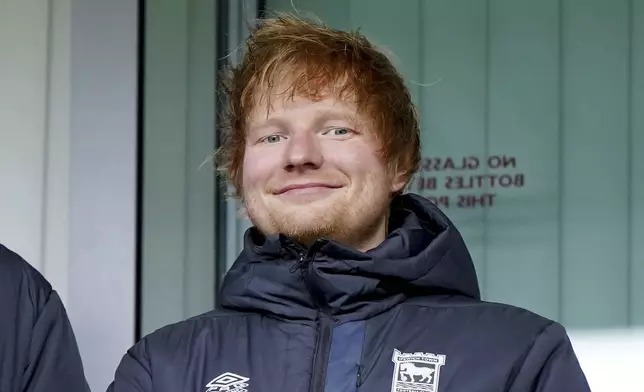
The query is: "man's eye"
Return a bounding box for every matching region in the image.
[263,135,283,143]
[328,128,352,136]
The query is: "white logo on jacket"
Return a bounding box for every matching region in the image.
[205,372,249,392]
[391,349,446,392]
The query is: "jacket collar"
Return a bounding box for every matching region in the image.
[219,193,480,322]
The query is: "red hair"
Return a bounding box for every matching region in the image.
[217,14,421,197]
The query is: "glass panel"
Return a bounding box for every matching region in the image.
[140,0,217,336]
[632,0,644,325]
[560,0,631,328]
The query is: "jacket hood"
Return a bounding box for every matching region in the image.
[219,193,481,322]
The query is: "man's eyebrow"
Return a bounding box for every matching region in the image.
[247,118,287,134]
[315,108,358,124]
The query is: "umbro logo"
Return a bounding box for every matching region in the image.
[205,372,250,392]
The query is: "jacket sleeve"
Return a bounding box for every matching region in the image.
[509,321,591,391]
[106,339,153,392]
[22,289,91,392]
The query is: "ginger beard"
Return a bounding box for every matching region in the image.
[242,166,393,248]
[240,96,402,250]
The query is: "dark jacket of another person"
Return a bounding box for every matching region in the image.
[0,244,90,392]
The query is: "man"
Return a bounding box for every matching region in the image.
[0,244,90,392]
[108,15,590,392]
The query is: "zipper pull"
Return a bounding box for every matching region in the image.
[288,253,307,273]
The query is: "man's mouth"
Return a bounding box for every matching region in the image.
[275,183,342,195]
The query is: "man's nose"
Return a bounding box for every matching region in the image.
[283,132,324,171]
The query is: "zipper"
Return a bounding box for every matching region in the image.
[290,239,334,392]
[310,312,334,392]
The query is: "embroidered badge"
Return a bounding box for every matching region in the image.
[391,349,446,392]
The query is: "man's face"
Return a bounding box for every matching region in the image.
[241,93,406,250]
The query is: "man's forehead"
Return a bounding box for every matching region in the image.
[248,94,359,124]
[250,70,357,110]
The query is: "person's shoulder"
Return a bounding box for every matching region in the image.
[402,295,562,340]
[111,308,263,387]
[136,308,255,354]
[150,307,253,335]
[0,243,52,297]
[471,298,561,337]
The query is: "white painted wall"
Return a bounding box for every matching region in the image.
[0,0,56,289]
[0,0,138,390]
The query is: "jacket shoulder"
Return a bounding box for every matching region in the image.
[152,307,251,333]
[0,244,90,392]
[389,297,589,390]
[0,244,52,306]
[399,296,580,365]
[110,308,261,390]
[139,308,253,353]
[402,295,557,338]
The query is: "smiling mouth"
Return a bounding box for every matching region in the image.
[275,183,342,195]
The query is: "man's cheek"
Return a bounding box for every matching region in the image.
[241,170,264,190]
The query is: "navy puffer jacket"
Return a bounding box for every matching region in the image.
[108,193,590,392]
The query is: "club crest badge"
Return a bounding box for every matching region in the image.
[391,349,447,392]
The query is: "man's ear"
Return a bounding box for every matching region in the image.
[389,163,408,194]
